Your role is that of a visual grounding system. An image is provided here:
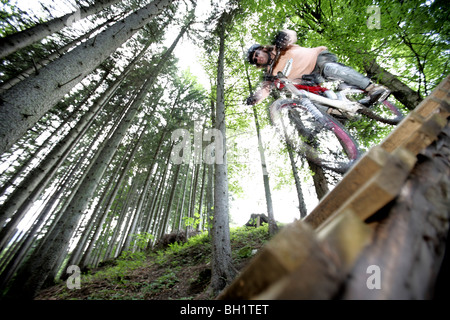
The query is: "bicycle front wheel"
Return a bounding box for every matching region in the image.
[270,98,361,174]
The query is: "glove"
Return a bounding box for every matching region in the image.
[246,95,258,105]
[274,31,290,50]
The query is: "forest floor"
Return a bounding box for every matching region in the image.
[35,224,274,300]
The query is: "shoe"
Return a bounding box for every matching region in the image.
[360,83,391,107]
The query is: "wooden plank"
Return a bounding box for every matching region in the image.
[316,147,416,232]
[254,209,373,299]
[399,113,447,155]
[304,145,389,229]
[341,122,450,299]
[383,75,449,152]
[217,221,319,300]
[414,75,450,118]
[432,89,450,105]
[380,112,425,153]
[381,111,447,154]
[415,96,450,119]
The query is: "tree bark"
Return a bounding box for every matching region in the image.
[0,0,123,59]
[0,16,118,93]
[307,159,329,200]
[0,39,151,229]
[0,73,112,252]
[164,162,182,233]
[363,58,423,111]
[196,163,207,231]
[241,40,278,234]
[0,0,172,155]
[209,12,236,296]
[253,107,278,235]
[286,145,308,218]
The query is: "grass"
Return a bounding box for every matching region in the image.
[35,224,273,300]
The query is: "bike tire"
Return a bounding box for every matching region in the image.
[356,100,404,125]
[270,98,361,174]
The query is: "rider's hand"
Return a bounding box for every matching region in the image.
[274,31,289,50]
[246,95,258,105]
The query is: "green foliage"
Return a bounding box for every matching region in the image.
[182,212,201,229]
[0,0,34,37]
[141,267,181,294]
[91,251,146,285]
[155,231,211,264]
[130,232,154,251]
[230,224,271,262]
[237,245,253,258]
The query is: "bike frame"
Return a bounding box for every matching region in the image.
[274,75,402,118]
[266,60,402,172]
[274,77,362,115]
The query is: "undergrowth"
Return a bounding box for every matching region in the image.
[35,224,273,300]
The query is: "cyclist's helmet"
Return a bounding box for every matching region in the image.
[247,44,262,65]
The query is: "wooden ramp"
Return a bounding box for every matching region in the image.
[219,75,450,300]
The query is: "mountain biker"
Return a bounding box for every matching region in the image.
[245,30,390,106]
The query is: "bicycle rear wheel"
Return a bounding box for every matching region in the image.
[270,98,361,173]
[356,99,404,125]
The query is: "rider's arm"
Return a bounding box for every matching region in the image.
[246,81,272,105]
[274,30,297,50]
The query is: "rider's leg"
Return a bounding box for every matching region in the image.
[315,52,390,105]
[322,62,371,89]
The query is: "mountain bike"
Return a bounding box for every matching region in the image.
[269,60,404,173]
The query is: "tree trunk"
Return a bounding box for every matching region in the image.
[307,159,329,200]
[209,12,236,296]
[0,161,76,290]
[187,163,200,235]
[0,0,123,59]
[155,151,175,241]
[0,68,109,197]
[0,0,172,155]
[363,58,423,111]
[241,44,278,235]
[0,16,118,93]
[286,145,308,219]
[0,39,151,230]
[114,174,141,258]
[196,163,207,232]
[164,162,182,234]
[0,74,112,249]
[253,107,278,235]
[9,93,142,298]
[3,18,193,298]
[71,121,147,268]
[174,164,190,231]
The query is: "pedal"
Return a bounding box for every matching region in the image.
[362,85,391,107]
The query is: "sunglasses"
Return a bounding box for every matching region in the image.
[252,50,262,64]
